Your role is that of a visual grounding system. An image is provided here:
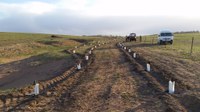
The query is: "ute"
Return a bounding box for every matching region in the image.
[126,33,136,42]
[158,30,174,44]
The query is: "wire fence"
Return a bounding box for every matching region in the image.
[137,33,200,60]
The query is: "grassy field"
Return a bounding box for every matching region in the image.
[1,32,199,63]
[136,32,200,61]
[0,32,98,64]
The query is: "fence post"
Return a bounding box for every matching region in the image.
[190,37,194,55]
[152,37,154,44]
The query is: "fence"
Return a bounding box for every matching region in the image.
[138,33,200,60]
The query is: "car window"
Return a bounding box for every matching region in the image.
[161,33,173,36]
[129,33,136,36]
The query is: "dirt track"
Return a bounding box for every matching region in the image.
[1,41,200,111]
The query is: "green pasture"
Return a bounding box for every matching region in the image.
[0,32,99,64]
[137,32,200,61]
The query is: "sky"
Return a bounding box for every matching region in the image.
[0,0,200,36]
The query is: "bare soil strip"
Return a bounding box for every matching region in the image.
[2,41,199,111]
[120,45,187,112]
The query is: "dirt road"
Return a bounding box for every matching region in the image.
[5,42,193,112]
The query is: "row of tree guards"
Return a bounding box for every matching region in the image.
[75,43,103,70]
[32,42,104,96]
[0,40,116,112]
[118,43,175,94]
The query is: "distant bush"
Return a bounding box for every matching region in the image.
[174,31,199,34]
[51,35,62,38]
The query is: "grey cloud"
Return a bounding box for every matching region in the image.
[0,9,200,35]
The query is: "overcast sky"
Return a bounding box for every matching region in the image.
[0,0,200,36]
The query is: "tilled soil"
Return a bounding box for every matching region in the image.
[9,43,183,111]
[64,45,168,112]
[1,42,199,111]
[131,44,200,91]
[123,42,200,112]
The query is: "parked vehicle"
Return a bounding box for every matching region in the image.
[158,30,174,44]
[126,33,136,42]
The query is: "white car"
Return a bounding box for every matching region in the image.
[158,30,174,44]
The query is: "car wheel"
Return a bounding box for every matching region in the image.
[159,40,163,45]
[170,40,173,44]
